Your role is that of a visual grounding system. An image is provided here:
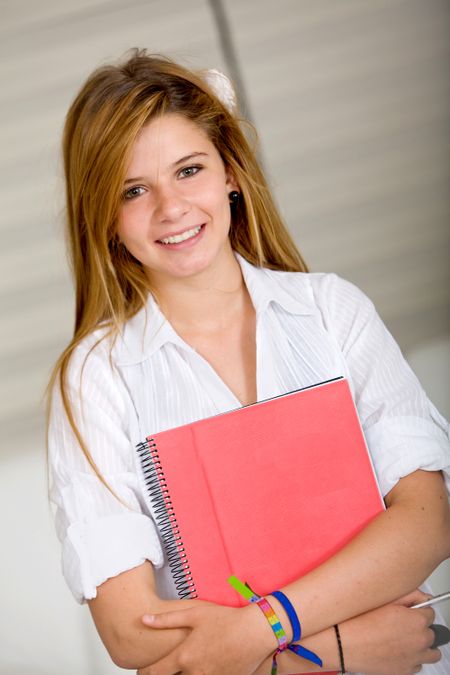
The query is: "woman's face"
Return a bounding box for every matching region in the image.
[117,112,238,286]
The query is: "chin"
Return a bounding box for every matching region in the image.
[144,238,234,282]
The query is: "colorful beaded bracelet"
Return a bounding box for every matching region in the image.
[228,575,287,674]
[228,575,323,674]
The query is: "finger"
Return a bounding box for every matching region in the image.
[421,607,436,627]
[412,605,435,629]
[396,589,432,607]
[142,607,199,629]
[421,647,442,666]
[426,626,438,649]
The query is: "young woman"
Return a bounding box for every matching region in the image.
[47,50,450,674]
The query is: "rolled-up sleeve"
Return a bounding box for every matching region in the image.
[315,274,450,497]
[48,337,164,603]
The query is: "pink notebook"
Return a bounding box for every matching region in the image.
[137,378,384,672]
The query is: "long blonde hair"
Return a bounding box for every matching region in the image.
[48,49,308,485]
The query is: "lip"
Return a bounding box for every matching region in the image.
[155,223,206,249]
[155,224,205,242]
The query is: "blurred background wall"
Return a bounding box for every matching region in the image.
[0,0,449,672]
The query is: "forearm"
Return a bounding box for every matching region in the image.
[125,597,199,669]
[257,590,440,675]
[89,562,206,669]
[136,590,439,675]
[274,470,450,640]
[90,472,449,669]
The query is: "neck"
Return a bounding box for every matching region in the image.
[150,250,248,333]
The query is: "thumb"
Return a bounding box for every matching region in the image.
[395,589,432,607]
[142,607,198,629]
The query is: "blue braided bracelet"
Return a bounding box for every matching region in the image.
[271,590,301,642]
[270,589,323,667]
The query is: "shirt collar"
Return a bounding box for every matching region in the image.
[114,294,188,366]
[114,253,315,366]
[236,253,314,317]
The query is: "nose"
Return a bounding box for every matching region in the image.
[154,184,191,223]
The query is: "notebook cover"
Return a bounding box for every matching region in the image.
[137,378,384,672]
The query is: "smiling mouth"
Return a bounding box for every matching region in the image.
[157,225,203,245]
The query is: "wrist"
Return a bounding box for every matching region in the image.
[268,593,294,642]
[228,576,322,670]
[292,627,341,672]
[242,602,280,658]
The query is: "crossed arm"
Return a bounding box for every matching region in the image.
[88,470,450,673]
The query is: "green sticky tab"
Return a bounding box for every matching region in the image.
[227,575,255,601]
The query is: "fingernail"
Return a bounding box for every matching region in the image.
[142,614,155,624]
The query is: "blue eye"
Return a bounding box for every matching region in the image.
[179,165,201,179]
[123,186,145,200]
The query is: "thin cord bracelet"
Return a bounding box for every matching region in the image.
[334,624,346,674]
[271,589,300,641]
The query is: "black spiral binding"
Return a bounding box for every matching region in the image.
[137,438,198,599]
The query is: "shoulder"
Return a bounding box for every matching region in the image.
[257,266,382,359]
[55,324,133,416]
[64,325,116,382]
[306,272,375,322]
[238,254,371,318]
[49,324,135,450]
[259,265,373,316]
[66,310,147,373]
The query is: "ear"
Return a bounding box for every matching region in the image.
[225,166,239,193]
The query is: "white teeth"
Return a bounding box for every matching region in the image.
[159,226,201,245]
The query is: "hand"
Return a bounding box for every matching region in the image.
[137,601,275,675]
[339,590,442,675]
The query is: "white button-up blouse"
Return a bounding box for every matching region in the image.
[48,255,450,610]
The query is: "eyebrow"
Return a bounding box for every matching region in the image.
[123,152,208,185]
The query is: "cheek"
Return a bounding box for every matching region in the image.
[116,203,144,243]
[115,216,130,246]
[201,179,230,216]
